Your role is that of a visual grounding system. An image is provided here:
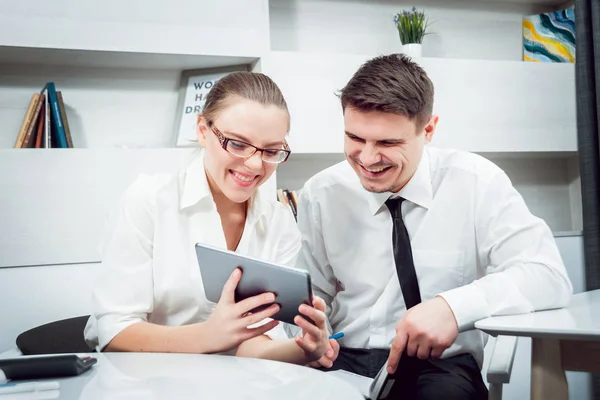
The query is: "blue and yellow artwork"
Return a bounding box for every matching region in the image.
[523,7,575,63]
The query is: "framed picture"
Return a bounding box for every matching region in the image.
[523,7,575,63]
[172,64,249,147]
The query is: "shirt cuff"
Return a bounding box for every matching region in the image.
[437,284,490,332]
[91,314,145,352]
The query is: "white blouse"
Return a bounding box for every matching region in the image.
[84,152,301,352]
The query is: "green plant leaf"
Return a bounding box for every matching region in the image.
[394,7,428,44]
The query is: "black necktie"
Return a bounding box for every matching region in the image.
[384,198,424,397]
[385,197,421,309]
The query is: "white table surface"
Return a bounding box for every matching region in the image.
[3,352,364,400]
[475,289,600,340]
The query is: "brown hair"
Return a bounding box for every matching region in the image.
[340,54,434,130]
[202,71,290,131]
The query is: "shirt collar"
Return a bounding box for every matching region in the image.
[179,151,213,211]
[366,147,433,215]
[179,150,269,231]
[247,187,268,233]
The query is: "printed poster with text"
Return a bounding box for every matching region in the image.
[175,71,229,146]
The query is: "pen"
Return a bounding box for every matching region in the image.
[0,381,60,395]
[329,332,344,340]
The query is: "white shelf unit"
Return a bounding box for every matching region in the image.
[0,59,260,150]
[260,51,576,154]
[0,1,275,268]
[0,0,270,150]
[0,148,278,268]
[269,0,571,60]
[0,1,270,58]
[0,148,195,268]
[261,51,580,233]
[264,0,581,236]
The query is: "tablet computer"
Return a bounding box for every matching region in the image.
[195,243,314,326]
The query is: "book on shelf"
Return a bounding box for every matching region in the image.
[41,85,51,148]
[57,91,73,148]
[172,65,249,147]
[277,189,299,222]
[13,82,74,149]
[34,100,45,149]
[20,93,45,148]
[14,93,39,148]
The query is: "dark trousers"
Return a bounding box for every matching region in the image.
[325,347,488,400]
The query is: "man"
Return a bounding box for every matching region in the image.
[297,54,573,399]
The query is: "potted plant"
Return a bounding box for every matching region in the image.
[393,7,429,57]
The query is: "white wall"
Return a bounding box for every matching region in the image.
[0,148,277,268]
[276,153,346,190]
[269,0,552,60]
[490,155,579,232]
[0,263,98,353]
[0,0,270,57]
[0,149,194,268]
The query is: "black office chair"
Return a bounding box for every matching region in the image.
[16,315,95,355]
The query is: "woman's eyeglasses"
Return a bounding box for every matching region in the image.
[207,121,291,164]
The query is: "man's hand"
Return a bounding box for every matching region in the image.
[308,338,340,368]
[294,297,331,363]
[386,296,459,374]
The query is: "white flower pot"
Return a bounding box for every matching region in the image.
[402,43,422,58]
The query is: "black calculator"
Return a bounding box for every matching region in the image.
[0,355,97,380]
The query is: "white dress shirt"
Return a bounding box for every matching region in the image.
[84,152,301,352]
[296,146,572,367]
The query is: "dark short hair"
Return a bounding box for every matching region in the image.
[340,54,434,130]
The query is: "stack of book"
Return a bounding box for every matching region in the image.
[277,188,299,222]
[13,82,74,148]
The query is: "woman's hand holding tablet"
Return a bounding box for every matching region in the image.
[196,243,333,362]
[196,243,314,326]
[201,268,282,353]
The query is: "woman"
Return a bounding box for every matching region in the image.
[84,71,333,366]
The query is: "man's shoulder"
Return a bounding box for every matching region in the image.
[428,146,503,184]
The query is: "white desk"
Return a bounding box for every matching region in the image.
[476,289,600,400]
[7,353,364,399]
